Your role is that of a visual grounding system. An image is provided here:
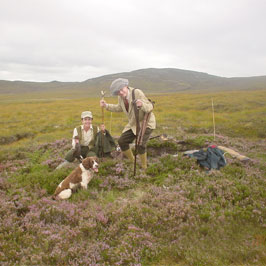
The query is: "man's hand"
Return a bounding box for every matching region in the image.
[100,100,107,108]
[135,99,143,108]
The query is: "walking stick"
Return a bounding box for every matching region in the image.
[100,91,106,158]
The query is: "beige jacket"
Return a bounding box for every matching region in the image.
[106,87,156,135]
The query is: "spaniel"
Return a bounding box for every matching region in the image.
[53,157,98,199]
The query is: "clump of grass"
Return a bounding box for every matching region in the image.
[186,135,214,148]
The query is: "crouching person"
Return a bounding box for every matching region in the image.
[100,78,156,169]
[56,111,98,169]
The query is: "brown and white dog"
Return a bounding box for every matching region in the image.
[53,157,99,199]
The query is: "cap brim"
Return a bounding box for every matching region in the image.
[112,91,119,96]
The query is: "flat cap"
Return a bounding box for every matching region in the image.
[110,78,129,96]
[81,111,93,119]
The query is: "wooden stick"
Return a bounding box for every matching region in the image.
[218,146,250,161]
[101,90,105,124]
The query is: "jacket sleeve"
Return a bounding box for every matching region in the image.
[94,132,100,156]
[72,128,78,149]
[106,97,123,112]
[135,89,154,113]
[106,130,116,147]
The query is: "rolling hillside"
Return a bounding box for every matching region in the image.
[0,68,266,97]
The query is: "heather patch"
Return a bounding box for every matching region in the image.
[0,133,266,264]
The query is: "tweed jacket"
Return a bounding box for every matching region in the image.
[106,87,156,135]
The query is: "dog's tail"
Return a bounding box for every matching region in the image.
[56,189,72,199]
[53,186,63,200]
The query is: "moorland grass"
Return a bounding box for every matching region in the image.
[0,89,265,265]
[0,90,266,148]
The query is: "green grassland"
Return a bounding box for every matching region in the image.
[0,89,265,265]
[1,89,265,147]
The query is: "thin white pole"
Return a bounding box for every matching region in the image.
[212,98,216,141]
[110,112,112,134]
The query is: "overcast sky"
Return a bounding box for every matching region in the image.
[1,0,266,82]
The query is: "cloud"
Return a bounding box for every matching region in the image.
[0,0,266,81]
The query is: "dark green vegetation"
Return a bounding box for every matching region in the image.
[1,68,266,97]
[0,89,265,265]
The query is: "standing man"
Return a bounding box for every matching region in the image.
[100,78,156,169]
[56,111,98,169]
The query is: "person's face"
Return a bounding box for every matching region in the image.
[82,117,92,127]
[118,86,128,98]
[100,124,105,131]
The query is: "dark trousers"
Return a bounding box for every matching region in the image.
[118,128,153,154]
[65,146,96,162]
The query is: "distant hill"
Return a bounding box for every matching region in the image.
[0,68,266,96]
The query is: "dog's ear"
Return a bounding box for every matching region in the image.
[90,156,98,163]
[82,157,92,170]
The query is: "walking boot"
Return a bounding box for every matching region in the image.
[139,152,147,170]
[123,149,134,163]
